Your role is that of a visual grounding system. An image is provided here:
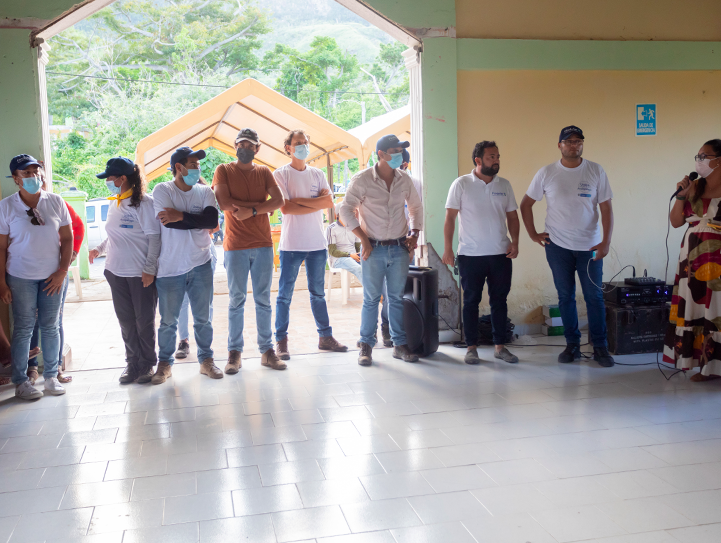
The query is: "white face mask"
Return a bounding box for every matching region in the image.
[696,158,719,178]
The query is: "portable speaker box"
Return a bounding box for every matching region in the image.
[403,266,439,357]
[606,302,669,355]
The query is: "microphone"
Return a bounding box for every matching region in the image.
[672,171,699,199]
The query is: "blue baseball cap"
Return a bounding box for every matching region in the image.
[559,125,584,142]
[401,149,410,164]
[376,134,410,154]
[96,157,135,179]
[169,147,206,172]
[8,154,41,177]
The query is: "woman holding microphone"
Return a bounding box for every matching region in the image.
[665,139,721,381]
[90,157,161,384]
[0,155,73,400]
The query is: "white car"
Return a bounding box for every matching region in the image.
[85,198,110,250]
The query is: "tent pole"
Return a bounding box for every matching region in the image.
[327,155,335,222]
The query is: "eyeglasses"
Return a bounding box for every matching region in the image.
[562,139,584,146]
[25,208,45,226]
[695,154,719,162]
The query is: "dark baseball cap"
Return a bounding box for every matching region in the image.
[169,147,206,172]
[96,157,135,179]
[8,154,41,177]
[559,125,584,142]
[376,134,410,154]
[401,149,410,164]
[235,128,260,145]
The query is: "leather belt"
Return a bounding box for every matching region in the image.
[368,237,407,247]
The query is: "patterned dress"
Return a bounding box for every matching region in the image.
[664,197,721,375]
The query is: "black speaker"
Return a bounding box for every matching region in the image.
[403,266,439,357]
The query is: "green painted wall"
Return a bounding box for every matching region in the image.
[457,39,721,71]
[420,37,458,252]
[0,0,78,19]
[0,29,43,198]
[362,0,455,29]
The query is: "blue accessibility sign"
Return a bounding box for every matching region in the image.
[636,104,656,136]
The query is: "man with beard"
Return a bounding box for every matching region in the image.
[442,141,520,365]
[520,126,615,368]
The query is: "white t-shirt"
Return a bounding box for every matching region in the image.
[104,195,161,277]
[0,191,71,280]
[274,163,329,252]
[325,221,359,267]
[526,159,613,251]
[152,181,216,278]
[446,172,518,256]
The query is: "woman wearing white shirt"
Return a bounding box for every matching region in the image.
[89,157,161,384]
[0,154,73,400]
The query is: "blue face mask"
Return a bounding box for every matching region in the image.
[22,175,42,194]
[387,152,404,170]
[183,168,201,186]
[106,179,121,195]
[293,144,310,160]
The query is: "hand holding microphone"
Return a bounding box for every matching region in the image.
[673,172,699,200]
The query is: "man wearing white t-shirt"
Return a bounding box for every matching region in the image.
[274,130,348,360]
[152,147,221,382]
[520,126,615,368]
[443,141,520,365]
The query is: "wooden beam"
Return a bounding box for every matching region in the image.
[31,0,118,46]
[333,0,421,48]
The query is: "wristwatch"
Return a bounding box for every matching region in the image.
[252,207,257,217]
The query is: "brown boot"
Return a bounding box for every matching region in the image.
[276,337,290,360]
[225,351,241,375]
[261,348,287,371]
[318,336,348,353]
[136,367,155,384]
[393,344,419,363]
[358,342,373,366]
[200,358,223,379]
[151,362,172,385]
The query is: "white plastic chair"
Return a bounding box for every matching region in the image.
[326,267,350,305]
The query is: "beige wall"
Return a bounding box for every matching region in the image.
[456,69,721,325]
[455,0,721,41]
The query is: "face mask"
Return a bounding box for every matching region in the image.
[183,168,200,186]
[387,152,403,170]
[22,175,42,194]
[106,179,121,195]
[236,148,255,164]
[293,144,310,160]
[696,158,719,178]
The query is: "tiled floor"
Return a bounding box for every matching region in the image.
[2,342,721,542]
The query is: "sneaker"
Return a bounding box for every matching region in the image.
[494,347,519,364]
[261,348,287,371]
[358,342,373,366]
[381,323,392,347]
[136,367,155,384]
[27,367,39,385]
[225,351,242,374]
[43,377,66,396]
[119,365,140,384]
[200,358,224,379]
[393,344,419,363]
[593,347,615,368]
[558,344,581,364]
[15,381,43,400]
[318,336,348,353]
[175,340,190,360]
[464,347,481,365]
[151,361,172,385]
[277,337,290,361]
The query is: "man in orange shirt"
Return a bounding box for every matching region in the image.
[212,128,286,372]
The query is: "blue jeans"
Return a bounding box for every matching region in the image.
[225,247,274,353]
[360,244,409,347]
[178,245,217,340]
[545,240,607,348]
[275,250,332,342]
[156,260,214,364]
[7,274,63,385]
[29,275,69,368]
[332,256,362,282]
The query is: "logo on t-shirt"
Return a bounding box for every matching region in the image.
[491,192,506,197]
[120,213,135,228]
[579,193,591,197]
[191,205,202,213]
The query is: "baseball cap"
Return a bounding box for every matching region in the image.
[169,147,206,172]
[559,125,584,142]
[96,157,135,179]
[401,149,410,164]
[235,128,260,145]
[376,134,410,154]
[8,154,41,177]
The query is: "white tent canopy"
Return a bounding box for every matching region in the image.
[348,105,411,168]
